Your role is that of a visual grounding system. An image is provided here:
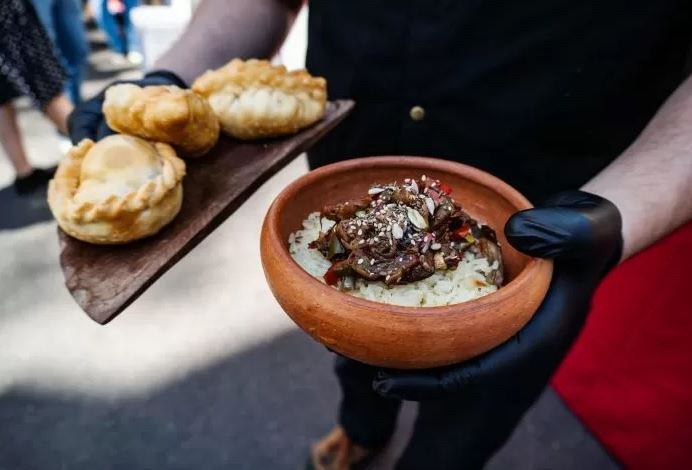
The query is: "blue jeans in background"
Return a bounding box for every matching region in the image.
[88,0,141,57]
[31,0,89,104]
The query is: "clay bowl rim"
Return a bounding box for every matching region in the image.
[264,156,552,319]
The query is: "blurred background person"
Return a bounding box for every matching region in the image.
[89,0,142,64]
[0,0,73,194]
[30,0,89,104]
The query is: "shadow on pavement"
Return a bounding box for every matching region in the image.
[0,332,350,470]
[0,185,53,230]
[0,330,618,470]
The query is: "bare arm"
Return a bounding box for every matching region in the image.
[154,0,304,83]
[583,75,692,261]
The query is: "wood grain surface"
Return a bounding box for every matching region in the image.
[58,100,354,324]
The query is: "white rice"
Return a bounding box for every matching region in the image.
[289,212,499,307]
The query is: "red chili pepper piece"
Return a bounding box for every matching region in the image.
[438,182,453,195]
[323,264,341,285]
[452,224,470,241]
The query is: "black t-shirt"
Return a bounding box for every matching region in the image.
[306,1,692,202]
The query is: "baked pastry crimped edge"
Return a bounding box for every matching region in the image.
[192,58,328,140]
[103,84,220,158]
[48,138,186,244]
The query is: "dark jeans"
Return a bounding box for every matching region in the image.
[335,356,529,470]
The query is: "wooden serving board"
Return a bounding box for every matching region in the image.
[58,100,354,324]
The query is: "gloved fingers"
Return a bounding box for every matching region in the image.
[143,70,188,88]
[504,206,594,259]
[96,119,116,141]
[373,357,490,401]
[506,190,622,267]
[376,189,623,403]
[67,110,101,144]
[373,369,450,401]
[542,189,602,209]
[67,98,105,144]
[373,263,597,402]
[66,71,187,145]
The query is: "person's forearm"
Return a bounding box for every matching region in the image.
[583,75,692,261]
[154,0,303,83]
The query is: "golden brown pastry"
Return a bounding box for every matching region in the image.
[103,84,219,158]
[48,135,186,244]
[192,59,327,140]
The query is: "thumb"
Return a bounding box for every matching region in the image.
[67,97,105,144]
[504,206,594,259]
[504,190,621,261]
[96,119,116,141]
[373,361,483,401]
[373,371,447,401]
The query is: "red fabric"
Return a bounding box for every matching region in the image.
[553,222,692,469]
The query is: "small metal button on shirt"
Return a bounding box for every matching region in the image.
[409,105,425,121]
[306,1,692,202]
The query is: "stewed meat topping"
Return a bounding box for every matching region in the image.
[309,175,504,290]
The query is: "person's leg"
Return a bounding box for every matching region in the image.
[335,356,402,448]
[395,388,536,470]
[310,356,402,469]
[0,101,57,194]
[92,0,126,54]
[43,94,73,135]
[0,102,33,177]
[124,0,142,58]
[53,0,89,103]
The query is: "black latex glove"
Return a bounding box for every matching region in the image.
[67,70,187,144]
[373,190,623,402]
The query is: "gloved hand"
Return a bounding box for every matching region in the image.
[373,190,623,402]
[67,70,187,144]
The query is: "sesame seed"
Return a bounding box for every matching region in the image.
[370,258,375,264]
[357,229,363,235]
[357,258,364,264]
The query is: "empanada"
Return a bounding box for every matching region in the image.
[48,135,186,244]
[192,59,327,140]
[103,84,219,158]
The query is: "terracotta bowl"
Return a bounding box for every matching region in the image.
[260,156,553,369]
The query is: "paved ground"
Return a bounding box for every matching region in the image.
[0,17,619,470]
